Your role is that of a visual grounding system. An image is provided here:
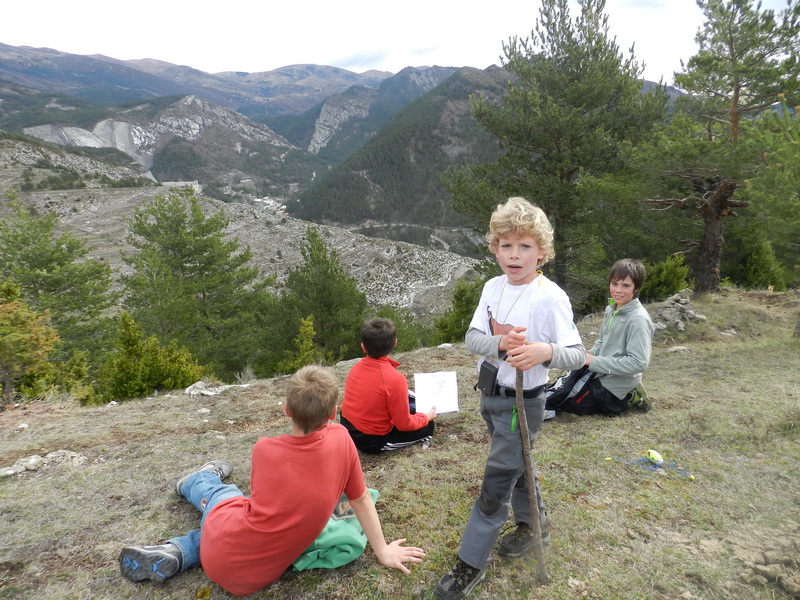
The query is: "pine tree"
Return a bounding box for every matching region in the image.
[434,277,487,343]
[280,226,367,362]
[740,94,800,286]
[0,280,59,405]
[275,315,334,373]
[445,0,667,295]
[0,196,118,365]
[122,188,268,379]
[650,0,800,293]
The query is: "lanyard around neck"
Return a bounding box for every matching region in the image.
[492,272,542,335]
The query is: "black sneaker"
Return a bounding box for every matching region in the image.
[497,520,551,558]
[120,543,182,582]
[434,558,486,600]
[175,460,233,495]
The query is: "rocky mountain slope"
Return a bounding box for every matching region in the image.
[0,135,147,183]
[22,188,478,322]
[268,66,460,160]
[1,51,470,206]
[22,95,292,170]
[291,67,509,229]
[1,87,318,202]
[0,137,480,322]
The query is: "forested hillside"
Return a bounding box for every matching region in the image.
[262,66,459,163]
[0,150,480,406]
[290,67,509,229]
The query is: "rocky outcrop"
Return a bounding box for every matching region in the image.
[403,67,455,90]
[308,91,375,154]
[298,66,459,156]
[0,449,87,478]
[23,95,292,170]
[0,137,148,182]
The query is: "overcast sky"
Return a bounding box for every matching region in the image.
[3,0,792,86]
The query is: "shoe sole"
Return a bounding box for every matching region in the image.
[120,548,180,582]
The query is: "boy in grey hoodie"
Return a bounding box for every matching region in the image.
[585,258,654,405]
[548,258,654,418]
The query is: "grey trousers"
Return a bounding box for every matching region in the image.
[458,389,547,569]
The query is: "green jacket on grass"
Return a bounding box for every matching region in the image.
[292,488,379,571]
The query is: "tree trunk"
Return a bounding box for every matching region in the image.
[693,180,737,295]
[694,211,724,294]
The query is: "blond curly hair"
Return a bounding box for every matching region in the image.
[486,197,555,267]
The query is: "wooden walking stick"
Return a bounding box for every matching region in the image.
[514,367,549,585]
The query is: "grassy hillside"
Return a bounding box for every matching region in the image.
[1,289,798,599]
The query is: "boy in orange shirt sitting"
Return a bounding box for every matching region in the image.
[340,318,437,453]
[119,365,425,596]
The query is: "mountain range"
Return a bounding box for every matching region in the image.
[0,42,684,256]
[0,42,390,114]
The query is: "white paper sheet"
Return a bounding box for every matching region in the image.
[413,371,459,414]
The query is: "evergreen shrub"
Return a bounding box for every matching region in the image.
[639,255,691,302]
[744,240,787,291]
[20,351,95,405]
[275,315,334,374]
[434,276,487,343]
[95,314,209,403]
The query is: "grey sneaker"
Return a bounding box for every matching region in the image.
[175,460,233,495]
[434,558,486,600]
[543,409,557,421]
[497,520,551,558]
[120,543,182,582]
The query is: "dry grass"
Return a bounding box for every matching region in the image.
[1,289,799,600]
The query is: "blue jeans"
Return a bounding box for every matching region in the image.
[167,471,243,572]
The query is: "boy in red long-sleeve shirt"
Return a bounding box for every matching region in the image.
[340,318,437,453]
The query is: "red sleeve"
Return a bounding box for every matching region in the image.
[342,430,367,500]
[383,365,429,431]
